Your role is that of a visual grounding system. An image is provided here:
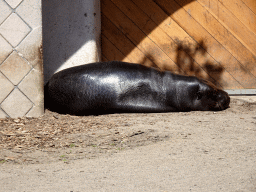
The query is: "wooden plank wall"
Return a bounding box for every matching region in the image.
[101,0,256,89]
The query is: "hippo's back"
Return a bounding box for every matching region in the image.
[45,61,169,115]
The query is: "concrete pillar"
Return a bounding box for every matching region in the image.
[43,0,101,84]
[0,0,44,118]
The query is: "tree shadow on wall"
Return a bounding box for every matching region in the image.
[101,0,227,88]
[139,40,225,88]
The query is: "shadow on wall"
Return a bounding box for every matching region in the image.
[139,40,224,88]
[175,41,224,88]
[42,0,100,84]
[101,0,229,88]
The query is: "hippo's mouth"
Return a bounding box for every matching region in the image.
[214,101,226,110]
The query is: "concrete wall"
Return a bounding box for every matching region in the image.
[0,0,44,118]
[0,0,101,118]
[43,0,101,84]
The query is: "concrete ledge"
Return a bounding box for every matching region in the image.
[225,89,256,95]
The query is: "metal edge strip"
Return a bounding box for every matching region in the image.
[224,89,256,96]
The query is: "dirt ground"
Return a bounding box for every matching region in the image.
[0,96,255,165]
[0,96,256,191]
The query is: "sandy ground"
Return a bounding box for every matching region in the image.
[0,96,256,191]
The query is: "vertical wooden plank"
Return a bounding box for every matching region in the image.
[198,0,256,57]
[154,0,255,88]
[131,0,242,89]
[218,0,256,35]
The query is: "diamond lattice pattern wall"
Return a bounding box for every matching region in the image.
[0,0,43,118]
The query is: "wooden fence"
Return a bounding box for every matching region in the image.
[101,0,256,90]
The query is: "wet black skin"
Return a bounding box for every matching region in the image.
[45,61,230,115]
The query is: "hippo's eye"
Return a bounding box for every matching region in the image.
[197,91,203,100]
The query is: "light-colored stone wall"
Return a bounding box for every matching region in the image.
[0,0,44,118]
[43,0,101,84]
[0,0,101,118]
